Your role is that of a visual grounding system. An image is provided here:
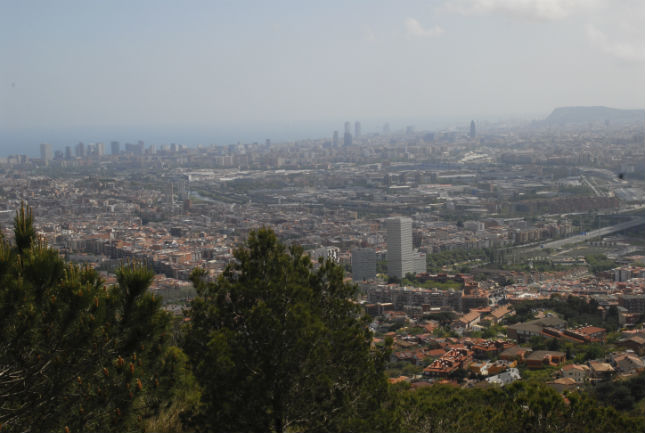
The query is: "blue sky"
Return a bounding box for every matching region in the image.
[1,0,643,153]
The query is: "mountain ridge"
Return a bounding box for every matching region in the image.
[545,106,644,124]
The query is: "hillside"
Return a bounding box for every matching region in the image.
[545,106,644,125]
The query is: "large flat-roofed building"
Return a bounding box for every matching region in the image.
[386,217,414,279]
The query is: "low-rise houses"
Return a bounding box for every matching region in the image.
[563,325,607,343]
[507,317,566,342]
[617,334,645,355]
[500,345,533,362]
[482,304,514,325]
[470,359,516,376]
[452,310,481,333]
[589,361,615,381]
[524,350,566,369]
[561,364,590,383]
[609,352,645,375]
[547,377,578,392]
[423,348,473,377]
[486,368,521,386]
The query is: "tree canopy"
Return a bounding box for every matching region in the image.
[392,381,644,433]
[2,208,644,432]
[183,228,390,433]
[0,205,180,432]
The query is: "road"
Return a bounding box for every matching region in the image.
[520,216,645,253]
[581,175,603,197]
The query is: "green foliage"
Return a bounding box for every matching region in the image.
[401,274,463,290]
[13,201,36,253]
[505,295,619,331]
[592,372,645,411]
[482,324,506,338]
[0,206,178,432]
[519,365,559,384]
[385,362,423,378]
[393,382,645,433]
[425,248,496,272]
[585,254,618,275]
[497,261,566,272]
[183,228,390,433]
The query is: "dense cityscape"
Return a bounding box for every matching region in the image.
[3,1,644,431]
[3,107,644,383]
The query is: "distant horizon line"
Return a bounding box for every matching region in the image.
[2,106,643,158]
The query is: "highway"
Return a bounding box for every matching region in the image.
[520,216,645,253]
[580,175,603,197]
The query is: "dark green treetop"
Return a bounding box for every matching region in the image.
[13,201,36,254]
[183,227,390,433]
[0,205,181,432]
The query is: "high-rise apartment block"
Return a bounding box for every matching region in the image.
[343,121,352,146]
[343,132,352,147]
[40,143,53,161]
[75,142,85,158]
[351,248,376,281]
[386,217,414,279]
[386,217,426,279]
[414,252,427,275]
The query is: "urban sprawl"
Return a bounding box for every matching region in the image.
[2,115,644,389]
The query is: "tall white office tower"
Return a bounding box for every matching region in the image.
[386,217,414,279]
[40,143,53,162]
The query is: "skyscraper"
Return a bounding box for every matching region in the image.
[343,121,352,147]
[386,217,414,279]
[40,143,52,162]
[111,141,120,155]
[343,131,352,146]
[469,120,476,139]
[354,121,361,138]
[75,142,85,158]
[332,130,339,147]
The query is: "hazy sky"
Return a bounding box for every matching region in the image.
[1,0,644,142]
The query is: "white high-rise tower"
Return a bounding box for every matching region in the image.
[386,217,414,279]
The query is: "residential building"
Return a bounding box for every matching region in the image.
[486,368,521,386]
[561,364,590,383]
[619,294,645,314]
[386,217,414,279]
[40,143,53,162]
[524,350,566,369]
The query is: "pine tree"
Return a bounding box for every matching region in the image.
[13,201,36,254]
[183,228,390,432]
[0,205,179,432]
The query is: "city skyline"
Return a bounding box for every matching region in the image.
[2,0,643,156]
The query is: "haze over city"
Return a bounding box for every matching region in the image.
[3,2,645,432]
[1,0,644,156]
